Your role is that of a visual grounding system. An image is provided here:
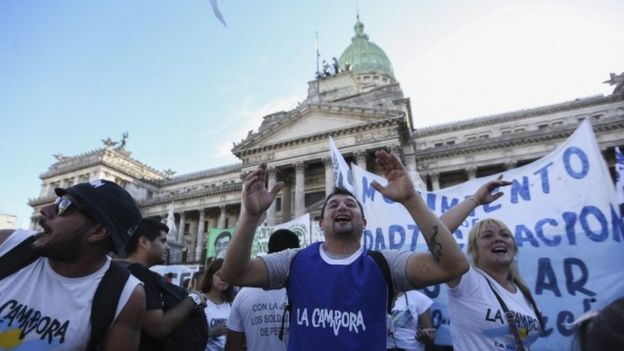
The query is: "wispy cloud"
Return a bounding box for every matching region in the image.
[212,90,306,158]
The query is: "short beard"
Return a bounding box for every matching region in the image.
[332,222,355,236]
[33,223,90,262]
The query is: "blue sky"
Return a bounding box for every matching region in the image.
[1,0,623,228]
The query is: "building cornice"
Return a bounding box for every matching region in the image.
[235,114,405,158]
[415,94,624,137]
[139,183,243,207]
[159,163,242,186]
[232,103,404,154]
[41,147,166,181]
[416,117,624,161]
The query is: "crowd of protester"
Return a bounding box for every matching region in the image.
[1,150,622,351]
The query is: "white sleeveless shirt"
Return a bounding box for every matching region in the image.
[0,229,141,350]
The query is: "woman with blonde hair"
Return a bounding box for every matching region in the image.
[440,176,543,351]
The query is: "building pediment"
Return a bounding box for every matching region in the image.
[234,104,404,154]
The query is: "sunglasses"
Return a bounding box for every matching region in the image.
[54,196,95,221]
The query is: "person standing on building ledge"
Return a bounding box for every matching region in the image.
[222,150,469,351]
[0,180,145,351]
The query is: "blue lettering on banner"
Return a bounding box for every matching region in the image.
[361,176,377,203]
[388,225,405,249]
[535,218,560,246]
[361,176,395,204]
[535,257,596,298]
[580,206,608,242]
[515,205,624,247]
[483,201,502,213]
[510,176,531,204]
[441,196,460,213]
[426,193,437,212]
[515,225,540,247]
[533,161,554,194]
[408,224,420,251]
[563,147,589,179]
[563,258,596,297]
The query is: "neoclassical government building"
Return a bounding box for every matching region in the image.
[28,19,624,263]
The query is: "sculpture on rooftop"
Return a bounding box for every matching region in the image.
[101,137,118,148]
[118,132,129,149]
[604,72,624,95]
[163,168,176,177]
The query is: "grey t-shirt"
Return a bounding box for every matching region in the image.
[259,244,414,293]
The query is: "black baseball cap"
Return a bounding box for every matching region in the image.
[55,179,143,255]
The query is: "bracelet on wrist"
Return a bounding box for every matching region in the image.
[467,196,481,206]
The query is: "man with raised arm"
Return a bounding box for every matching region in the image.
[222,150,469,351]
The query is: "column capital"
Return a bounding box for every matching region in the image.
[268,166,279,176]
[322,157,333,167]
[466,166,477,178]
[295,161,306,171]
[354,150,367,162]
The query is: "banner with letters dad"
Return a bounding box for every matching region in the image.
[333,120,624,350]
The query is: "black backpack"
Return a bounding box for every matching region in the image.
[120,262,209,351]
[0,235,131,351]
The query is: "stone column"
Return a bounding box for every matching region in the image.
[323,157,334,197]
[218,204,227,228]
[467,167,477,180]
[177,211,186,242]
[195,209,205,261]
[295,161,306,217]
[430,173,440,191]
[266,167,277,225]
[355,151,367,170]
[281,177,292,220]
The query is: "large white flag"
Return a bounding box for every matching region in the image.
[328,136,355,193]
[333,120,624,350]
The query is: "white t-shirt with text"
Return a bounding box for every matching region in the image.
[386,290,433,351]
[227,287,288,351]
[447,266,541,351]
[204,298,231,351]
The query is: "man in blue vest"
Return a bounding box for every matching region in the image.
[222,150,469,350]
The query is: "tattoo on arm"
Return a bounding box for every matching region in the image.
[426,225,443,263]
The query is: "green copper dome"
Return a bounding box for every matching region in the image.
[339,18,395,79]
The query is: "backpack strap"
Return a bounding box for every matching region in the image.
[367,250,394,314]
[0,235,39,279]
[279,248,303,341]
[87,261,131,351]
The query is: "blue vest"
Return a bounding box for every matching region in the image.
[287,242,388,351]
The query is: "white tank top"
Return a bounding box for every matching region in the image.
[0,229,141,350]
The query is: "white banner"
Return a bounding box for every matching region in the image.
[251,213,311,256]
[346,120,624,350]
[329,136,355,193]
[150,264,202,287]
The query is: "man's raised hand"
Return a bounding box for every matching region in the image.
[242,164,284,217]
[370,150,417,204]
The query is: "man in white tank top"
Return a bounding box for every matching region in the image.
[0,179,146,351]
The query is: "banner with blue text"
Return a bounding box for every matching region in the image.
[342,120,623,350]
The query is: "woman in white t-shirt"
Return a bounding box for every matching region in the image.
[386,290,435,351]
[200,258,233,351]
[440,176,543,351]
